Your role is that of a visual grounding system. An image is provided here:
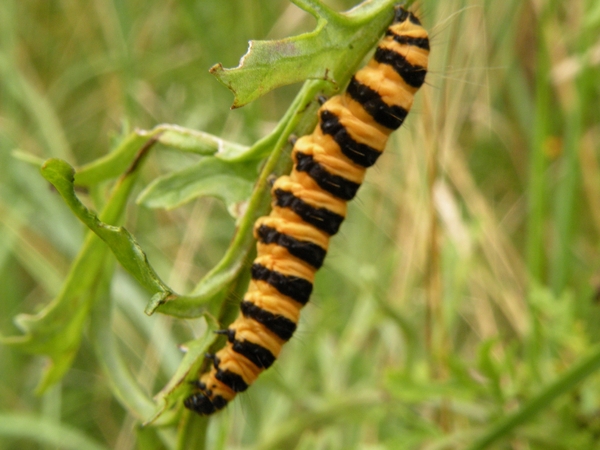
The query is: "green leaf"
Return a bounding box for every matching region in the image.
[40,159,174,299]
[137,156,259,218]
[1,158,140,392]
[33,159,224,319]
[211,0,398,107]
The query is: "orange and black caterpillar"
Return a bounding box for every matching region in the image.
[184,6,429,416]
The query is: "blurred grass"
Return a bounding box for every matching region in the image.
[2,0,600,449]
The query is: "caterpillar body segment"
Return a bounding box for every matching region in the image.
[184,6,429,416]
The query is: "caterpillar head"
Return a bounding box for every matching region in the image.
[184,390,228,416]
[393,6,422,26]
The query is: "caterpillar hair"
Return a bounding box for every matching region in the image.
[184,5,429,416]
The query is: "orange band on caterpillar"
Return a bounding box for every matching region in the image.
[184,6,429,416]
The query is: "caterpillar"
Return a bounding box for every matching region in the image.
[184,6,429,416]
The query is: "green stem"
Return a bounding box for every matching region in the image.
[525,8,550,286]
[525,3,552,384]
[550,94,581,295]
[549,23,591,296]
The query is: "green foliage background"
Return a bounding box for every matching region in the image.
[2,0,600,449]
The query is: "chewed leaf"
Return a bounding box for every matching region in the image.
[211,0,398,107]
[137,156,259,218]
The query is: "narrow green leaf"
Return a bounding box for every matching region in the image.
[137,156,259,218]
[41,158,173,299]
